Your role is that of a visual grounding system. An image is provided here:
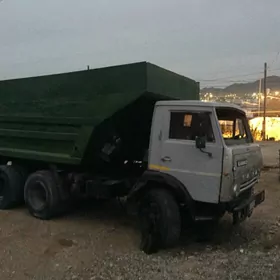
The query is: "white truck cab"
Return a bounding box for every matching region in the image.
[131,100,265,253]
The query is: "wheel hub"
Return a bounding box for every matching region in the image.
[28,181,47,211]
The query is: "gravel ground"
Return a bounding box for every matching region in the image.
[0,169,280,280]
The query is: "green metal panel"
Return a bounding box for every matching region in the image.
[146,63,199,100]
[0,116,86,164]
[0,62,199,166]
[0,62,147,118]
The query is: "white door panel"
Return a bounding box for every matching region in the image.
[160,108,223,203]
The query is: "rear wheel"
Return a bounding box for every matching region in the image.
[0,165,25,209]
[138,189,181,254]
[24,170,61,220]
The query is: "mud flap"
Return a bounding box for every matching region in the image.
[232,190,265,225]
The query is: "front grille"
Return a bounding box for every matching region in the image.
[240,176,258,192]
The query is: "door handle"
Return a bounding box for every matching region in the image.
[161,156,171,162]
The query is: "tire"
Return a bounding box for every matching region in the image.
[24,170,61,220]
[12,165,28,184]
[138,188,181,254]
[0,165,25,209]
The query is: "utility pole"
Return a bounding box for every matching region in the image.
[262,62,267,140]
[258,78,262,117]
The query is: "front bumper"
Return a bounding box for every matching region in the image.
[230,190,265,224]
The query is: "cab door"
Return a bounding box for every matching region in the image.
[159,107,224,203]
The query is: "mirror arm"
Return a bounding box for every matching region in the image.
[199,148,212,158]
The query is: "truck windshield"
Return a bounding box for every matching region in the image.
[216,108,253,146]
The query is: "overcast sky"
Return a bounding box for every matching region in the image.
[1,0,280,87]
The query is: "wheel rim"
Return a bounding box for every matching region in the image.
[28,181,48,211]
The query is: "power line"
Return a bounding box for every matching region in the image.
[200,67,280,87]
[199,71,263,82]
[198,54,280,83]
[268,67,280,72]
[194,64,260,78]
[203,78,260,84]
[269,51,280,68]
[201,78,264,88]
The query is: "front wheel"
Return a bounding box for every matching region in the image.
[138,188,181,254]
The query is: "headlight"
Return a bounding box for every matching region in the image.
[233,184,240,196]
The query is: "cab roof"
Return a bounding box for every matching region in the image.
[156,100,245,112]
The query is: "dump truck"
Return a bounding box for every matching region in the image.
[0,62,265,253]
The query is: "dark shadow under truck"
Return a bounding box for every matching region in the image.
[0,62,265,253]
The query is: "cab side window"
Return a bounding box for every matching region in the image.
[169,112,214,142]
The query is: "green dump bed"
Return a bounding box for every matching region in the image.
[0,62,199,170]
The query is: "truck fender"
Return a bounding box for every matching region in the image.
[127,170,194,216]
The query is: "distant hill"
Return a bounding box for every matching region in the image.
[201,75,280,95]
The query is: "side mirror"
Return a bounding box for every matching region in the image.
[195,136,206,149]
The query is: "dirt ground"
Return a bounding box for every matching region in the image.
[0,144,280,280]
